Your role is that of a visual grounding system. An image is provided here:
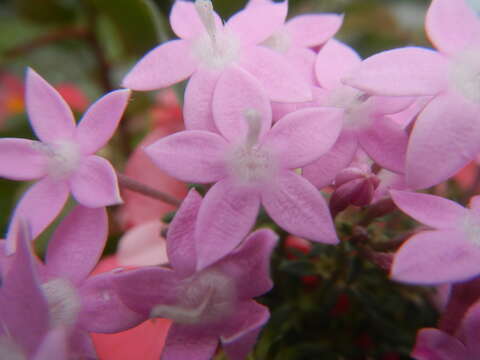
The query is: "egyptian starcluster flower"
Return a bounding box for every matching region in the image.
[114,189,278,360]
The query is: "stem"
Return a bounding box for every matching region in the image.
[117,173,181,206]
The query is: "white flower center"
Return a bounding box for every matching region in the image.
[33,140,81,179]
[151,270,235,325]
[449,48,480,104]
[42,278,81,328]
[326,86,370,128]
[262,29,291,53]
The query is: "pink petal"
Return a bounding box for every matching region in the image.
[33,329,68,360]
[122,40,197,90]
[69,155,122,207]
[146,130,228,183]
[286,47,317,85]
[240,46,312,102]
[167,189,202,276]
[75,89,131,154]
[302,130,358,189]
[184,69,221,132]
[262,107,343,169]
[261,171,338,244]
[343,47,449,96]
[391,190,468,229]
[412,328,467,360]
[26,68,76,142]
[463,301,480,355]
[287,14,343,48]
[213,66,271,143]
[226,1,288,45]
[315,39,361,89]
[195,179,261,270]
[161,324,218,360]
[358,117,408,173]
[426,0,480,56]
[221,301,270,360]
[406,93,480,189]
[45,206,108,283]
[391,230,480,284]
[169,0,222,39]
[0,138,47,180]
[117,221,168,267]
[469,195,480,214]
[271,87,329,123]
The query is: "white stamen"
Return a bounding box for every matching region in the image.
[244,108,262,148]
[32,140,81,179]
[195,0,218,45]
[42,278,81,328]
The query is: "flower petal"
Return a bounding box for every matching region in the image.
[426,0,480,56]
[26,68,76,142]
[69,155,122,207]
[0,138,47,180]
[122,40,197,90]
[169,0,222,39]
[412,328,467,360]
[390,190,468,229]
[406,93,480,189]
[287,14,343,48]
[75,89,131,154]
[286,47,317,85]
[391,230,480,284]
[195,179,261,270]
[32,329,68,360]
[145,130,228,183]
[343,47,449,96]
[262,107,343,169]
[213,66,271,143]
[45,206,108,283]
[463,301,480,355]
[240,46,312,102]
[161,324,218,360]
[261,171,338,244]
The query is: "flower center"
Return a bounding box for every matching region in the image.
[449,48,480,104]
[326,86,370,128]
[33,140,81,179]
[41,278,81,328]
[262,29,291,53]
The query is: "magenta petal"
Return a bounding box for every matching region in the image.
[162,324,218,360]
[391,191,468,229]
[426,0,480,56]
[287,14,343,48]
[412,328,467,360]
[221,301,270,360]
[122,40,197,90]
[169,0,222,39]
[241,46,312,102]
[78,272,145,333]
[195,179,261,270]
[32,329,68,360]
[262,107,343,169]
[75,89,130,154]
[26,68,75,142]
[184,69,221,132]
[0,138,47,180]
[262,171,338,244]
[145,130,228,183]
[167,189,202,276]
[302,130,358,189]
[391,230,480,284]
[213,66,272,143]
[69,155,122,207]
[343,47,449,96]
[226,1,287,45]
[45,206,108,283]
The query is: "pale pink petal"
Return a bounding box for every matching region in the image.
[406,93,480,189]
[33,329,68,360]
[69,155,122,207]
[302,130,358,189]
[195,179,261,270]
[469,195,480,214]
[184,69,221,132]
[240,46,312,102]
[343,47,449,96]
[364,95,415,117]
[161,324,218,360]
[315,39,361,89]
[272,87,328,123]
[426,0,480,56]
[261,171,338,244]
[412,328,468,360]
[0,138,47,180]
[122,40,197,90]
[145,130,228,183]
[226,1,287,45]
[391,230,480,284]
[167,189,202,276]
[75,89,131,154]
[287,14,343,48]
[117,221,168,267]
[391,190,468,229]
[213,66,271,143]
[262,107,343,169]
[358,117,408,173]
[26,68,75,142]
[45,206,108,282]
[169,0,222,39]
[286,47,317,85]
